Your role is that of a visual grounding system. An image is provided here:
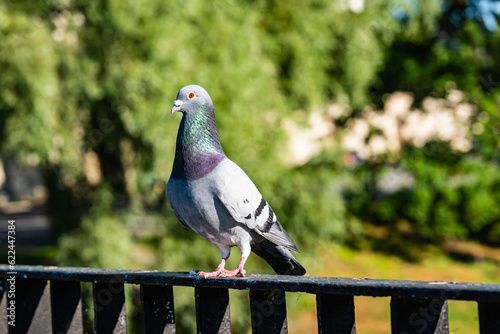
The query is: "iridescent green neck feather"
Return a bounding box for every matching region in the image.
[171,103,225,180]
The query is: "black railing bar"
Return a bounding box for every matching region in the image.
[1,265,499,303]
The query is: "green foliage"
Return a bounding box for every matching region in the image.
[347,147,500,245]
[344,0,500,247]
[275,153,362,246]
[1,0,498,261]
[57,212,133,268]
[0,0,420,250]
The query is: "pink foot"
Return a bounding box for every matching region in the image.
[219,268,246,277]
[198,268,246,278]
[198,258,227,278]
[197,257,247,278]
[198,269,223,278]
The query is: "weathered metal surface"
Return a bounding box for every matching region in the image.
[50,280,82,334]
[478,301,500,334]
[93,281,126,334]
[0,265,499,303]
[250,290,287,334]
[140,284,176,334]
[316,294,356,334]
[9,278,51,334]
[195,287,231,334]
[390,298,449,334]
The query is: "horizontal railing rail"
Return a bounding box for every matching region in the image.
[0,264,499,333]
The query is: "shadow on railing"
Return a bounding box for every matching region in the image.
[0,265,499,333]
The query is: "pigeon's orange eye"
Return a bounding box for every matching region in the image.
[187,92,196,100]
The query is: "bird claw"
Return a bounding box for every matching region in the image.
[220,268,246,277]
[197,268,246,278]
[197,270,220,278]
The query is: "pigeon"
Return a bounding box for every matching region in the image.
[166,85,306,277]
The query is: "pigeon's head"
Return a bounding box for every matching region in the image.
[171,85,214,115]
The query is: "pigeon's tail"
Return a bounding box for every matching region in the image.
[251,240,306,276]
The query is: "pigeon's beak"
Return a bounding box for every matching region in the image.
[171,100,184,115]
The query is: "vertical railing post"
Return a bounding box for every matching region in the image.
[93,281,126,334]
[195,287,231,334]
[391,297,448,334]
[478,302,500,334]
[50,280,83,334]
[250,290,288,334]
[316,294,356,334]
[141,284,176,334]
[9,278,52,334]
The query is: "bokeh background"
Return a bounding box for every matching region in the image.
[1,0,500,333]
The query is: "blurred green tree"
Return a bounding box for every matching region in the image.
[0,0,413,245]
[353,0,500,246]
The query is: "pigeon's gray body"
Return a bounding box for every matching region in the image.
[166,85,305,276]
[168,159,255,249]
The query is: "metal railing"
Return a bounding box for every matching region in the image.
[0,264,499,333]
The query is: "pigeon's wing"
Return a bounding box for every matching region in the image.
[213,160,299,252]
